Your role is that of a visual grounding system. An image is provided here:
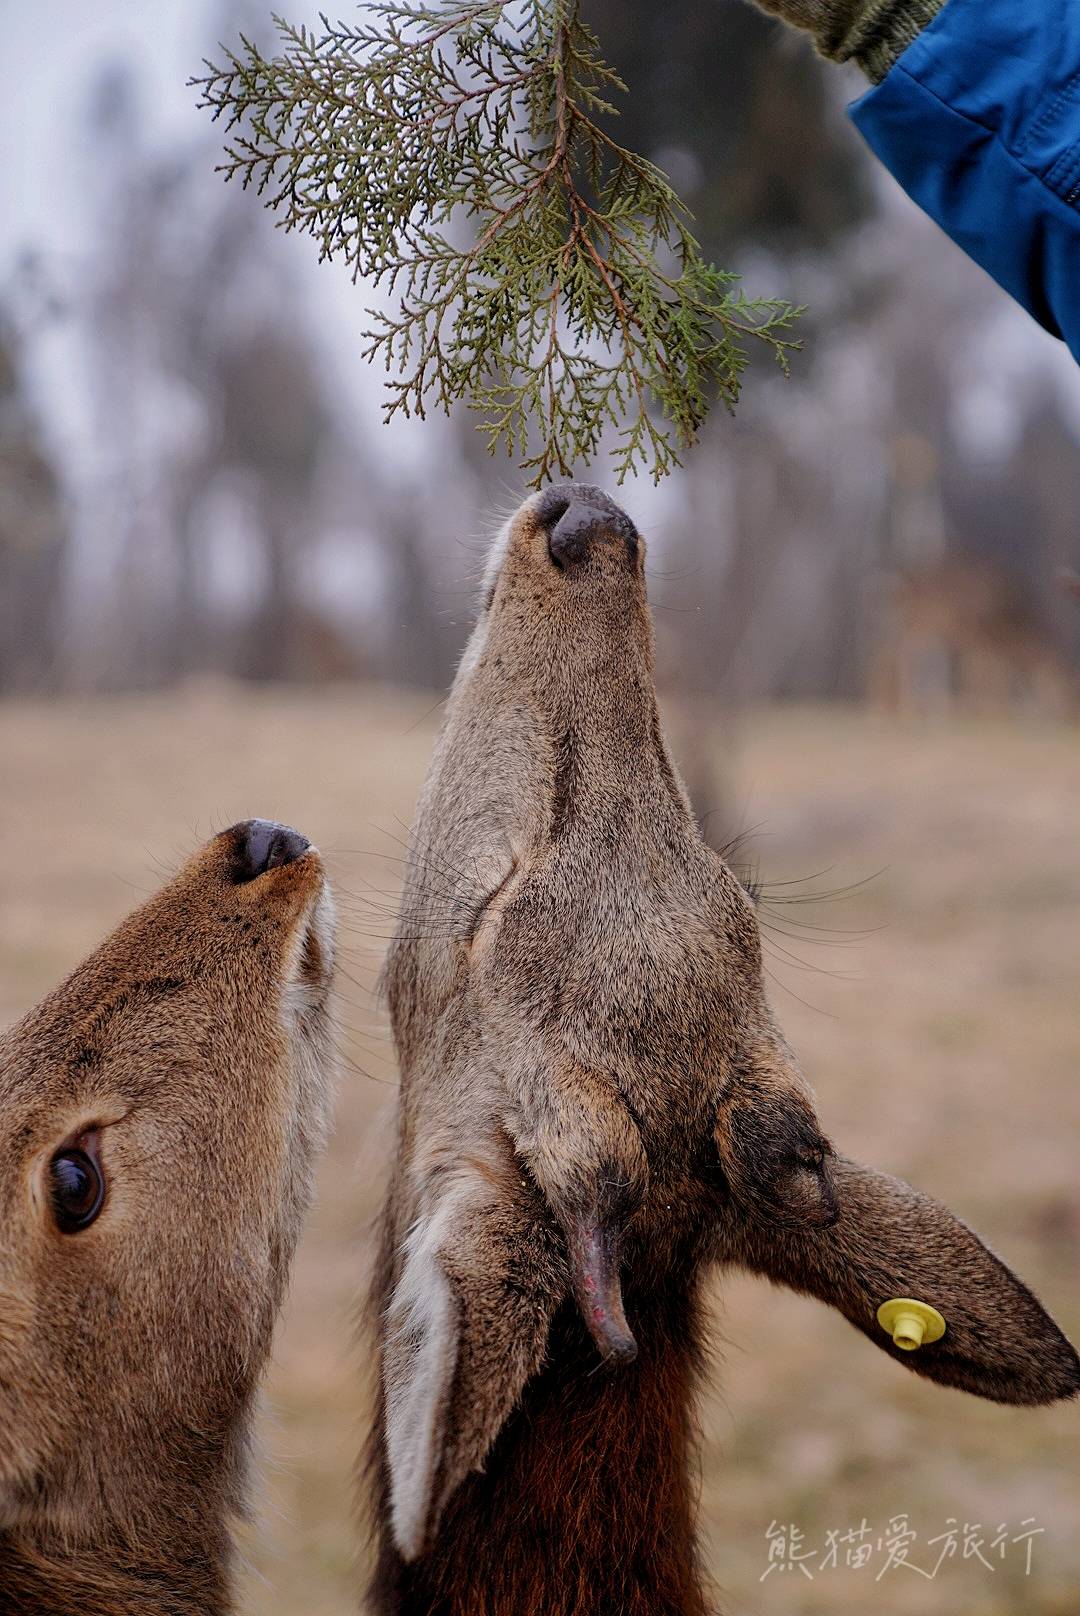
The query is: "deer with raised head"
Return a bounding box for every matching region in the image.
[871,555,1074,717]
[0,819,336,1616]
[371,487,1079,1616]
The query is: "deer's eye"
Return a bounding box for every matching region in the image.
[49,1147,105,1233]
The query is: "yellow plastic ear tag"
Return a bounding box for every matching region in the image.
[877,1298,946,1352]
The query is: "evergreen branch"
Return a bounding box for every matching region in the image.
[192,2,803,486]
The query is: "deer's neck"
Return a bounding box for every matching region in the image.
[373,1282,713,1616]
[0,1511,233,1615]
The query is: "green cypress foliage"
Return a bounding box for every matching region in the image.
[194,3,803,485]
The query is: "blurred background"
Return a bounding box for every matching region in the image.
[2,2,1079,1613]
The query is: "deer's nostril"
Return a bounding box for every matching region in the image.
[535,487,573,535]
[230,819,311,883]
[536,484,639,570]
[547,502,602,569]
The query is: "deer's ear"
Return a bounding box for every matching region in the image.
[717,1153,1080,1406]
[381,1148,566,1560]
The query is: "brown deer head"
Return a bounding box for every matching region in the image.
[377,487,1079,1574]
[0,820,336,1612]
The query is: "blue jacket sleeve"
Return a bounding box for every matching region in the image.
[849,0,1080,361]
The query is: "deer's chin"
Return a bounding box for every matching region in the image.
[479,510,518,608]
[279,882,337,1026]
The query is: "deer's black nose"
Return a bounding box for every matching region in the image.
[229,819,311,882]
[537,484,639,569]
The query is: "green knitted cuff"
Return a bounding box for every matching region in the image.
[815,0,948,82]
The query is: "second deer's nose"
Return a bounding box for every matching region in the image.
[537,484,638,569]
[230,819,311,882]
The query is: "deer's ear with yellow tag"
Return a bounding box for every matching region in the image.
[716,1153,1080,1407]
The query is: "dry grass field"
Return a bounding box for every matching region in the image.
[2,686,1078,1616]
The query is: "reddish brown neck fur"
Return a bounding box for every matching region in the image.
[371,1279,713,1616]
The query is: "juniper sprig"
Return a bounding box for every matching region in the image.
[194,3,803,486]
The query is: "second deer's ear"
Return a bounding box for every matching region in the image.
[716,1152,1080,1406]
[381,1145,566,1560]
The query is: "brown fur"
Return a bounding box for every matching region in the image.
[372,1292,711,1616]
[369,487,1079,1615]
[0,822,337,1615]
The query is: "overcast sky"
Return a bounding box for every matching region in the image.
[4,3,211,265]
[1,2,421,476]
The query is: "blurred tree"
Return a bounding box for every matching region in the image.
[216,320,331,679]
[580,0,871,258]
[943,389,1080,669]
[0,308,68,694]
[83,59,350,685]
